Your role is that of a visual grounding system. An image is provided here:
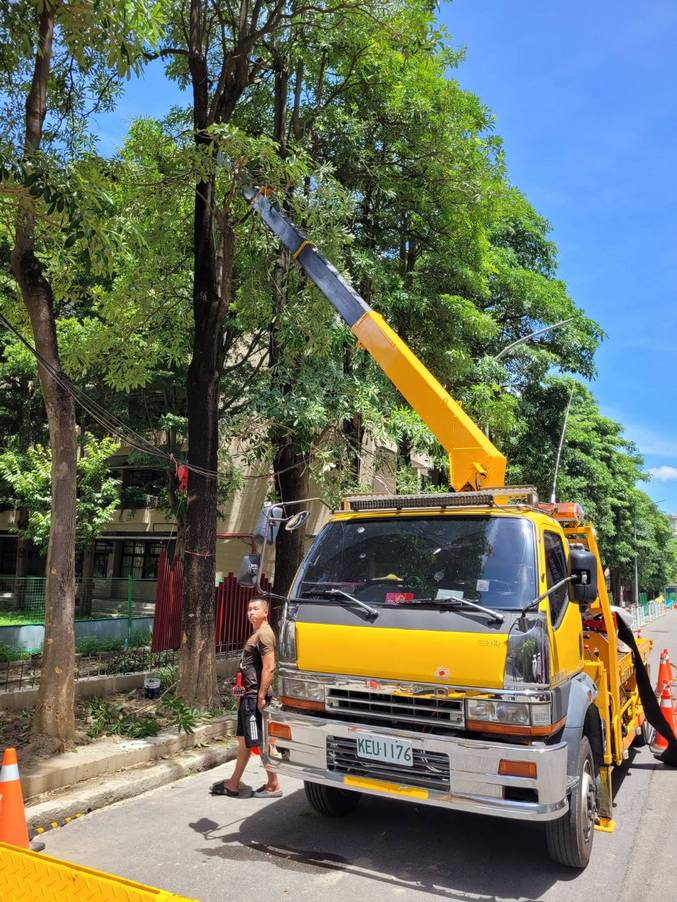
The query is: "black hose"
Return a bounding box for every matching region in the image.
[615,615,677,767]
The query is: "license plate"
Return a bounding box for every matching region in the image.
[355,733,413,767]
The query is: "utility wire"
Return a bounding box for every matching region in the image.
[0,313,216,480]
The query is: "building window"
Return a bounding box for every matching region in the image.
[0,536,17,575]
[94,541,114,578]
[118,540,165,579]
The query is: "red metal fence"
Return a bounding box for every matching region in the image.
[151,551,272,654]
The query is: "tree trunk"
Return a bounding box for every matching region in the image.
[273,440,309,605]
[610,569,622,607]
[10,6,76,745]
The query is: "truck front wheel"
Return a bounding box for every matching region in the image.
[304,781,361,816]
[545,736,596,869]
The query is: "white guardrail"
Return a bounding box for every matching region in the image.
[629,598,669,631]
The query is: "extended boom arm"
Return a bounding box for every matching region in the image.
[245,187,506,491]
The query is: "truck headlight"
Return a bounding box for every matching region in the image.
[504,611,551,689]
[467,699,531,726]
[279,677,325,705]
[465,697,557,736]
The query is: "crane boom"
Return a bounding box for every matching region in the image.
[244,186,506,491]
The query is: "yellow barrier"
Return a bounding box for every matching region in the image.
[0,842,200,902]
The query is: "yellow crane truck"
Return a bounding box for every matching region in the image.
[239,186,677,869]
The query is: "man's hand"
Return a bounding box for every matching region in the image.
[257,694,267,713]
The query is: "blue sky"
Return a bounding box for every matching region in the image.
[95,2,677,511]
[442,1,677,512]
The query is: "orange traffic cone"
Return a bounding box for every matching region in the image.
[656,650,673,694]
[652,686,677,755]
[0,747,29,848]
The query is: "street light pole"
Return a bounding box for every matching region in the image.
[550,385,575,503]
[484,318,574,439]
[493,318,574,362]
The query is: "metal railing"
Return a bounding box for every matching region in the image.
[628,597,668,631]
[0,575,156,625]
[0,647,236,694]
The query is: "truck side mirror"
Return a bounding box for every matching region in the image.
[285,510,309,531]
[237,553,261,588]
[252,503,283,548]
[568,547,598,605]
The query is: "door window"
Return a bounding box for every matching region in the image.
[544,531,568,624]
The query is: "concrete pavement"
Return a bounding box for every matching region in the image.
[42,612,677,902]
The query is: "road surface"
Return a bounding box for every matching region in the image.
[43,612,677,902]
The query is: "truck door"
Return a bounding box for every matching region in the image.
[543,530,583,682]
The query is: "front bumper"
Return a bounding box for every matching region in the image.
[264,708,569,822]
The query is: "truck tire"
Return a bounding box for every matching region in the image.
[304,781,361,816]
[545,736,596,869]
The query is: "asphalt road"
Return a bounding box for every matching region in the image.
[43,613,677,902]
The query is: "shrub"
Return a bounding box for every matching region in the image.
[85,697,161,740]
[128,628,152,648]
[76,636,124,655]
[0,643,32,662]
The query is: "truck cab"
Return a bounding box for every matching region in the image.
[262,490,649,869]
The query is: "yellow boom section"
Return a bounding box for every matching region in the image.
[352,310,506,491]
[244,186,507,492]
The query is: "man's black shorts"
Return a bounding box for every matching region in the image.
[237,696,262,749]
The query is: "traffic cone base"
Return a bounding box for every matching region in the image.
[0,747,29,848]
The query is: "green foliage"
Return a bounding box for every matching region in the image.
[85,697,161,740]
[76,636,124,655]
[157,664,178,691]
[0,433,121,552]
[128,628,152,648]
[160,695,206,735]
[0,643,32,662]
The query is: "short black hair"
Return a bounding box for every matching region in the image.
[248,597,269,610]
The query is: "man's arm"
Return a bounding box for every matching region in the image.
[258,650,275,712]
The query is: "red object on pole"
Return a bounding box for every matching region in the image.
[177,464,189,494]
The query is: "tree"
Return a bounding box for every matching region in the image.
[151,0,400,704]
[1,0,163,743]
[508,376,677,600]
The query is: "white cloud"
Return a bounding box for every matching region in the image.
[648,466,677,481]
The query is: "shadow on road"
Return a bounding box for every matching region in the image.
[189,787,579,901]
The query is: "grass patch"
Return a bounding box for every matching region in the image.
[0,612,43,627]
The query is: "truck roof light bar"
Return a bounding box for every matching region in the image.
[538,501,586,526]
[343,486,539,512]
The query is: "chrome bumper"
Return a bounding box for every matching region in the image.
[264,709,569,822]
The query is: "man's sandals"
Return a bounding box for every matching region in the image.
[209,780,240,797]
[209,780,281,799]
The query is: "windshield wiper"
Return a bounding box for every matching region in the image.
[405,597,504,624]
[298,587,379,622]
[520,575,575,615]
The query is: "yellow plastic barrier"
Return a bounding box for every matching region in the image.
[0,842,200,902]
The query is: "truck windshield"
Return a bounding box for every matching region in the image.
[295,515,537,611]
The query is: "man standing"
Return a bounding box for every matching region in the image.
[210,597,282,798]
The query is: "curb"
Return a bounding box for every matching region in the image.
[22,713,237,798]
[26,740,238,839]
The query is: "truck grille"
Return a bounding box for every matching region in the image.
[326,736,450,791]
[325,688,464,735]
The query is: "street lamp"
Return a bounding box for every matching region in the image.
[493,318,574,362]
[483,318,574,438]
[550,384,575,503]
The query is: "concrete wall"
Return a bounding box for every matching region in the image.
[0,616,154,652]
